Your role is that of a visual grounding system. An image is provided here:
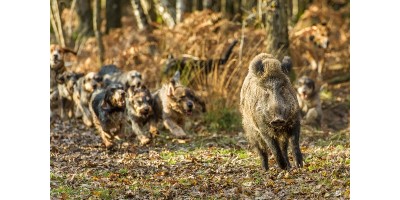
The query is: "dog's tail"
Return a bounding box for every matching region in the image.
[219,39,238,65]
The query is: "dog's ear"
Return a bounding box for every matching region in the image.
[76,73,84,79]
[167,80,176,96]
[94,74,103,82]
[60,47,77,56]
[56,74,65,84]
[102,90,113,110]
[101,100,111,110]
[309,35,315,41]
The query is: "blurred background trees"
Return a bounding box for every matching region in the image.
[50,0,318,57]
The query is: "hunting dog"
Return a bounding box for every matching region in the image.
[163,39,238,84]
[50,44,77,99]
[152,72,206,138]
[126,85,158,145]
[50,44,77,121]
[90,83,126,149]
[290,23,330,80]
[98,64,142,89]
[73,72,102,127]
[296,76,322,128]
[56,71,83,121]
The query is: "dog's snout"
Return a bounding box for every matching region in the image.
[270,118,286,127]
[53,54,58,60]
[187,102,193,109]
[120,90,126,96]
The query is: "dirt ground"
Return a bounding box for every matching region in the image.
[51,1,350,199]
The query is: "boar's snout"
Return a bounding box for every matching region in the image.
[270,118,286,127]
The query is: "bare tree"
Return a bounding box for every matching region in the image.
[131,0,149,30]
[50,0,65,47]
[76,0,94,36]
[265,0,290,58]
[153,0,175,29]
[106,0,122,33]
[93,0,105,65]
[176,0,186,23]
[203,0,212,9]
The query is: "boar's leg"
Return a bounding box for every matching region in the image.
[280,138,291,169]
[255,142,269,171]
[289,124,303,168]
[264,135,288,170]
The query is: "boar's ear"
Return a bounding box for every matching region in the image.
[251,59,265,77]
[281,56,292,75]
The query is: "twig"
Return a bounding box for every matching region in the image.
[67,0,77,46]
[52,0,65,47]
[50,6,61,45]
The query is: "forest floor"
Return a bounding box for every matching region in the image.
[51,1,350,199]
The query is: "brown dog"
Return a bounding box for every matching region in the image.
[73,72,102,127]
[50,44,77,121]
[90,83,126,149]
[126,85,158,145]
[56,71,83,122]
[152,72,206,138]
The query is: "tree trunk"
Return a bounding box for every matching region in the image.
[233,0,242,17]
[226,0,234,19]
[176,0,185,23]
[203,0,212,9]
[287,0,293,23]
[153,0,175,29]
[141,0,157,23]
[265,0,289,58]
[106,0,122,33]
[195,0,203,10]
[131,0,149,30]
[51,0,66,47]
[76,0,94,36]
[186,0,192,12]
[93,0,105,65]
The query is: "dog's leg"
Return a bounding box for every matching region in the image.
[149,118,159,139]
[59,97,66,122]
[81,103,93,127]
[130,120,150,145]
[317,58,325,81]
[99,129,114,149]
[163,118,187,138]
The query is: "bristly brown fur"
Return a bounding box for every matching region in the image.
[240,53,303,171]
